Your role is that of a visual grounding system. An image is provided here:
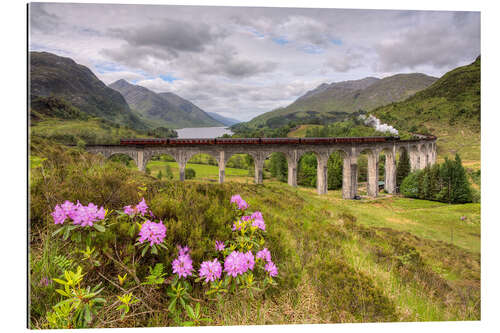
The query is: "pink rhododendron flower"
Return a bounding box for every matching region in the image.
[256,248,271,262]
[244,251,255,271]
[199,258,222,282]
[215,240,225,251]
[52,205,67,224]
[265,261,278,277]
[172,254,194,278]
[123,198,150,217]
[230,194,248,210]
[224,251,249,277]
[177,245,190,256]
[52,201,105,227]
[138,220,166,246]
[250,211,266,231]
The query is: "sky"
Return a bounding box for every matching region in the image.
[29,3,480,121]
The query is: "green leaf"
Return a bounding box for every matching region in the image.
[55,289,69,297]
[151,245,158,255]
[93,224,105,232]
[52,227,64,237]
[84,307,92,323]
[168,299,177,312]
[186,305,195,318]
[63,227,71,240]
[141,245,148,257]
[52,278,67,285]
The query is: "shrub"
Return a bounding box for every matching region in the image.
[41,194,279,328]
[185,168,196,180]
[400,154,473,203]
[400,171,420,198]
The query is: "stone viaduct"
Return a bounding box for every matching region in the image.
[86,137,437,199]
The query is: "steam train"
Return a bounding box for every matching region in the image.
[119,136,409,146]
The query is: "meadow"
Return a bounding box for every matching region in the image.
[29,138,480,327]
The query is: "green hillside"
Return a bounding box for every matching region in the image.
[30,96,176,145]
[242,73,437,129]
[110,79,223,128]
[29,52,149,131]
[372,56,480,165]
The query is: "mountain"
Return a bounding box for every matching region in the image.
[205,112,240,126]
[29,51,149,130]
[372,56,480,163]
[242,73,437,128]
[109,80,223,128]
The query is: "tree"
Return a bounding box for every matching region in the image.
[327,153,343,190]
[297,153,317,187]
[269,153,287,182]
[400,171,420,198]
[157,170,163,180]
[450,154,472,203]
[185,168,196,180]
[396,149,411,189]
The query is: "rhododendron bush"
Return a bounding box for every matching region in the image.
[46,194,278,328]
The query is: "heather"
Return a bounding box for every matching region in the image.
[29,139,480,327]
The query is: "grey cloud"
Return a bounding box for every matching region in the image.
[29,3,60,33]
[325,50,364,72]
[29,4,481,121]
[109,19,227,54]
[374,12,480,72]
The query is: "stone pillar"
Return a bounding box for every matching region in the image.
[218,151,225,184]
[254,157,264,184]
[316,154,328,195]
[384,150,396,194]
[342,155,353,199]
[367,151,379,197]
[179,162,186,181]
[432,144,437,165]
[136,150,145,172]
[409,148,419,171]
[419,145,427,169]
[287,160,298,187]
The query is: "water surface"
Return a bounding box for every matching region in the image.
[176,127,233,138]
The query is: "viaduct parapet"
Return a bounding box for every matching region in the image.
[85,137,437,199]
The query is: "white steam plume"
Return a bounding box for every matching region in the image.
[359,114,399,135]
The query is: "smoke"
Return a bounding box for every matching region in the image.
[359,114,399,135]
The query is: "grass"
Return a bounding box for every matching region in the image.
[30,118,151,145]
[146,160,250,180]
[29,139,480,327]
[287,124,323,138]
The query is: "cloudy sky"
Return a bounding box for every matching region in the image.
[29,3,480,121]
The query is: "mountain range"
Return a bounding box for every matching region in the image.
[109,79,223,128]
[205,112,240,126]
[242,72,438,128]
[29,51,226,130]
[29,51,149,130]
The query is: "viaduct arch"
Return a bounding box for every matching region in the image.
[86,137,437,199]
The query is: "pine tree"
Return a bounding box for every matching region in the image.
[422,166,432,200]
[451,154,472,203]
[396,149,411,189]
[429,163,441,201]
